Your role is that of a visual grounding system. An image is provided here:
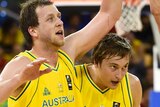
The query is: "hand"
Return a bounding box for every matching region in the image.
[124,0,141,6]
[19,58,52,83]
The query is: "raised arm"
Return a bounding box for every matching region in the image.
[62,0,122,62]
[0,57,51,103]
[149,0,160,31]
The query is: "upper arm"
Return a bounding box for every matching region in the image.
[0,56,31,102]
[62,0,122,62]
[129,73,142,107]
[0,56,31,81]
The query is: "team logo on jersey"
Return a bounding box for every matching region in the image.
[65,75,72,90]
[113,102,120,107]
[58,83,63,92]
[100,105,105,107]
[43,87,51,96]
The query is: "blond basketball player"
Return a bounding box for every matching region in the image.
[0,0,122,106]
[75,33,142,107]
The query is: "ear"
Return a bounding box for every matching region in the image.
[28,26,38,38]
[94,61,98,68]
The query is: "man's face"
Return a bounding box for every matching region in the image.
[96,55,130,89]
[34,4,64,47]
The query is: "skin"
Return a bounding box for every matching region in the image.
[87,55,142,107]
[149,0,160,31]
[0,0,122,103]
[0,58,51,102]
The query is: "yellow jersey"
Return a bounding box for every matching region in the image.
[75,64,133,107]
[8,50,83,107]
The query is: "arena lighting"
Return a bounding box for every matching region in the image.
[54,1,101,7]
[0,0,8,8]
[0,10,7,17]
[0,7,19,20]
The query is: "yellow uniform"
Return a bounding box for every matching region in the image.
[8,50,83,107]
[75,64,133,107]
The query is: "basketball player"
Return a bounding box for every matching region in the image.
[75,33,142,107]
[0,58,51,103]
[149,0,160,31]
[0,0,122,106]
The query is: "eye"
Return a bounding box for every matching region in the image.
[47,17,54,22]
[111,65,117,70]
[124,65,128,69]
[57,13,62,19]
[122,65,128,72]
[58,15,61,19]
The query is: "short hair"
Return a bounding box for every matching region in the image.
[92,33,132,65]
[20,0,53,47]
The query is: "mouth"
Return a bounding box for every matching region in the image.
[55,30,63,36]
[111,81,119,86]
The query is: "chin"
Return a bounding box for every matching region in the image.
[60,41,65,46]
[55,40,65,46]
[110,85,118,90]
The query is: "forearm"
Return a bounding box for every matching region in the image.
[64,0,122,60]
[0,74,23,103]
[154,15,160,31]
[150,0,160,31]
[83,0,122,49]
[100,0,122,20]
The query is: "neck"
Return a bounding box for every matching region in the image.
[88,64,107,90]
[30,46,59,67]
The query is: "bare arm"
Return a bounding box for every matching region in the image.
[0,74,26,103]
[149,0,160,31]
[0,57,51,103]
[129,73,142,107]
[62,0,122,62]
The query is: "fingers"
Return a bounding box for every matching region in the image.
[30,58,52,76]
[124,0,141,6]
[31,57,49,66]
[40,68,52,76]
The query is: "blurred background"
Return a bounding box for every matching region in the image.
[0,0,156,107]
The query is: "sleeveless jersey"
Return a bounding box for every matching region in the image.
[8,50,83,107]
[75,64,133,107]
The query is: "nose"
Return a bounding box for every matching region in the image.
[115,71,123,80]
[56,18,63,27]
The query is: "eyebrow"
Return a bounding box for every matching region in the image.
[109,63,129,67]
[46,12,61,17]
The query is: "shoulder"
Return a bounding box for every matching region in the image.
[128,73,142,94]
[128,73,142,107]
[128,73,141,87]
[5,56,31,70]
[0,55,31,80]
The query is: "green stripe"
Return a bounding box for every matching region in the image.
[59,55,80,90]
[74,66,78,78]
[58,50,77,77]
[26,79,39,107]
[83,65,109,94]
[80,65,83,92]
[26,51,59,71]
[125,75,133,107]
[121,82,126,107]
[74,65,83,91]
[9,81,31,101]
[58,50,74,65]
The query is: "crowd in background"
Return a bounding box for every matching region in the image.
[0,4,154,107]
